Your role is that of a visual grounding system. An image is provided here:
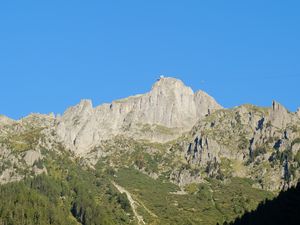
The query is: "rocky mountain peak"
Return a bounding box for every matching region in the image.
[269,101,291,128]
[194,90,222,117]
[72,99,93,113]
[56,77,222,154]
[272,100,287,112]
[61,99,94,122]
[152,76,193,93]
[79,99,93,108]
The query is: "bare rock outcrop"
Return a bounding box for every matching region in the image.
[184,102,300,191]
[23,150,42,166]
[56,77,222,154]
[269,101,292,129]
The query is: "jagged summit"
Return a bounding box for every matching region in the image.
[56,77,222,154]
[270,100,294,129]
[152,76,192,91]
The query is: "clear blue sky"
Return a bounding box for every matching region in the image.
[0,1,299,119]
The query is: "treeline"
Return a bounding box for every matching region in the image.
[227,182,300,225]
[0,152,133,225]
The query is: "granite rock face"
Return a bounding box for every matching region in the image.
[270,101,293,129]
[184,103,300,191]
[56,77,222,154]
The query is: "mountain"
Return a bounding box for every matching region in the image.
[0,77,299,225]
[56,77,222,154]
[184,102,300,190]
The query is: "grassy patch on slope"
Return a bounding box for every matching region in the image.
[114,168,274,225]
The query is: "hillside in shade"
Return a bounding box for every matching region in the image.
[228,182,300,225]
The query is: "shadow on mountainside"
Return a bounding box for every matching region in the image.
[221,182,300,225]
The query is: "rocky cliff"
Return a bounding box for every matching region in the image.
[184,102,300,190]
[56,77,222,154]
